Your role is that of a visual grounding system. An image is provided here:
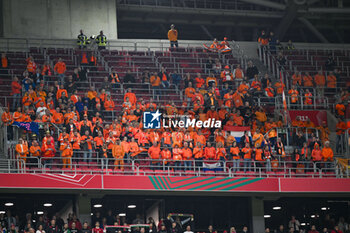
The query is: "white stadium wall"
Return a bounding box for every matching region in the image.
[2,0,118,39]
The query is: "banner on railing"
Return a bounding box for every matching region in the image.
[12,121,39,134]
[203,161,223,171]
[288,110,327,126]
[223,126,251,142]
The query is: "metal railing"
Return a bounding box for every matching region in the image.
[0,156,342,178]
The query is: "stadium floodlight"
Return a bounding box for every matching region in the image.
[44,203,52,207]
[119,213,126,216]
[264,215,271,218]
[4,203,13,206]
[37,211,44,215]
[91,213,93,216]
[301,223,306,226]
[93,204,102,208]
[273,206,282,210]
[311,215,316,218]
[128,205,136,209]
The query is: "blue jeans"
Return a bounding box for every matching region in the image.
[162,80,170,88]
[58,74,65,85]
[174,161,181,171]
[83,149,92,163]
[243,159,251,172]
[184,160,192,171]
[232,159,240,172]
[152,86,161,99]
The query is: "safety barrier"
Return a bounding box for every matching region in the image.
[0,156,341,178]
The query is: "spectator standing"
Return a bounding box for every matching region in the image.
[167,24,178,49]
[77,30,89,49]
[11,76,22,111]
[0,53,9,75]
[124,70,136,89]
[96,31,107,50]
[246,61,259,80]
[159,67,170,88]
[325,54,336,71]
[288,216,301,233]
[54,58,67,85]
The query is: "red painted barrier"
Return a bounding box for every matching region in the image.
[0,174,350,193]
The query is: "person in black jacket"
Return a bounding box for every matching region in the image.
[240,131,252,148]
[124,70,136,89]
[246,61,259,80]
[158,67,170,88]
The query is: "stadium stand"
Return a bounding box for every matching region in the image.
[0,37,348,179]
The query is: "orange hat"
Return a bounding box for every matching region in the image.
[225,65,230,69]
[224,37,227,40]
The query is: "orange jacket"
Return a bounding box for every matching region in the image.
[112,144,125,159]
[168,29,178,41]
[16,144,28,157]
[54,61,66,74]
[182,147,193,160]
[204,147,216,160]
[148,145,161,159]
[321,147,333,161]
[60,142,73,157]
[327,75,336,88]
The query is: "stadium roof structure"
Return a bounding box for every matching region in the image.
[116,0,350,43]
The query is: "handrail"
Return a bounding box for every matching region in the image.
[0,157,340,178]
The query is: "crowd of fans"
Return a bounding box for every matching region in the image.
[0,210,349,233]
[0,30,341,173]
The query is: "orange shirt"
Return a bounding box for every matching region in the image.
[148,146,161,159]
[242,147,252,159]
[1,112,13,125]
[314,74,326,86]
[70,134,81,150]
[54,61,66,74]
[121,141,130,153]
[336,104,345,116]
[182,148,193,160]
[185,87,195,99]
[172,148,183,160]
[94,136,104,147]
[193,147,203,159]
[161,149,172,160]
[60,142,73,157]
[254,149,264,161]
[29,145,41,157]
[104,100,115,111]
[167,29,178,41]
[162,132,172,145]
[303,75,313,87]
[112,145,124,158]
[321,147,333,161]
[292,74,302,86]
[81,135,93,150]
[327,75,337,88]
[124,92,137,105]
[204,147,216,160]
[230,147,240,159]
[150,76,161,87]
